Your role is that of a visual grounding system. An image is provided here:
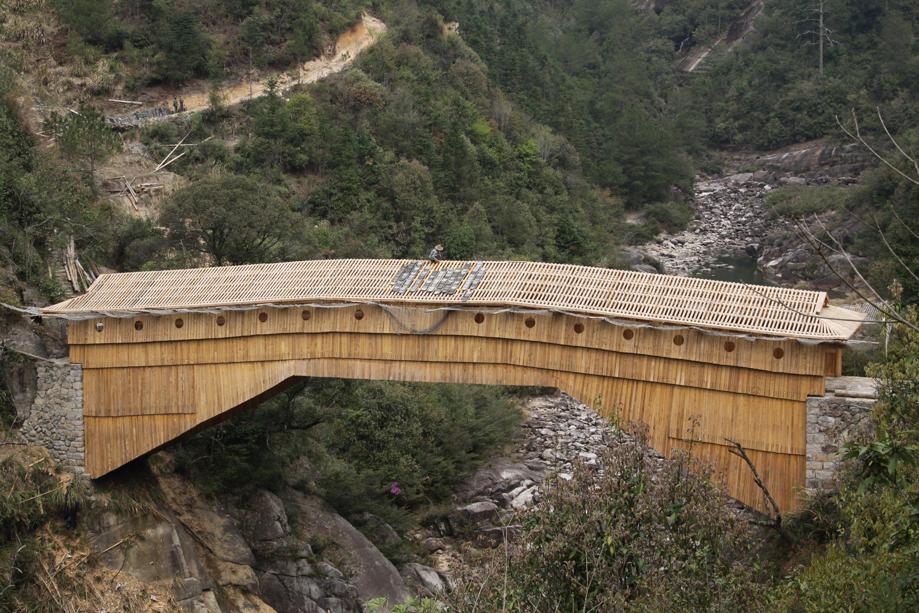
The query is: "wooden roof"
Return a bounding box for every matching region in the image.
[43,259,865,340]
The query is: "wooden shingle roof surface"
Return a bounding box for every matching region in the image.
[43,259,865,340]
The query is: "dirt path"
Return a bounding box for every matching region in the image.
[109,14,386,126]
[185,14,386,112]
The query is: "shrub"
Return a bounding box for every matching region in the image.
[775,309,919,609]
[643,200,694,233]
[0,448,91,611]
[763,185,851,218]
[446,428,768,611]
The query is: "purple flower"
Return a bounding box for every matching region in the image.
[389,481,402,496]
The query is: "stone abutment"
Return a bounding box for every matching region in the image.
[21,361,85,474]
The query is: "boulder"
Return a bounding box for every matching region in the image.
[89,511,216,609]
[631,263,658,274]
[358,513,402,548]
[241,490,290,543]
[283,490,408,607]
[401,563,447,596]
[449,501,500,533]
[149,453,256,567]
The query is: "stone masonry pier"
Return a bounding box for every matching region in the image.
[21,361,85,474]
[806,376,878,491]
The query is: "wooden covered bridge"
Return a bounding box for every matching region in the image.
[43,259,864,512]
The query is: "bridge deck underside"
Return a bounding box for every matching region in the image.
[68,304,841,513]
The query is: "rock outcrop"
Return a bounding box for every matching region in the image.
[89,452,407,612]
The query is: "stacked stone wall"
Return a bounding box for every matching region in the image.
[21,361,85,474]
[805,377,877,491]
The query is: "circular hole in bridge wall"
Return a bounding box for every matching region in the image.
[175,318,184,329]
[525,317,536,328]
[773,347,785,360]
[474,313,485,324]
[724,341,736,353]
[134,320,143,331]
[574,323,585,334]
[216,315,226,326]
[622,329,634,340]
[301,310,311,321]
[95,321,104,332]
[673,334,685,346]
[355,309,365,320]
[258,312,268,323]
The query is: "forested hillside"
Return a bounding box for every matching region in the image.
[688,0,918,149]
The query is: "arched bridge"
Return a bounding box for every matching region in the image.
[43,259,864,513]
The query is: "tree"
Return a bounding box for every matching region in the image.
[159,174,299,265]
[52,0,122,50]
[43,106,120,194]
[797,0,840,76]
[155,11,210,84]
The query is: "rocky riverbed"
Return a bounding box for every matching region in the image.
[637,174,786,277]
[635,141,872,287]
[406,393,663,591]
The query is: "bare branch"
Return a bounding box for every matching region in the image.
[889,205,919,241]
[877,107,919,178]
[836,111,919,187]
[872,215,919,285]
[793,220,919,332]
[812,213,886,302]
[725,438,788,538]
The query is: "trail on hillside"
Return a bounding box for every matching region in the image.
[109,14,386,127]
[677,0,766,72]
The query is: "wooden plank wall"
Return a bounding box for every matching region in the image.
[68,304,843,513]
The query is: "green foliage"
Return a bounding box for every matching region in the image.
[154,11,211,84]
[764,184,852,218]
[366,596,441,612]
[319,382,519,513]
[447,430,768,611]
[643,200,694,233]
[42,106,120,192]
[173,380,520,534]
[192,10,628,262]
[689,0,919,149]
[842,434,918,493]
[236,86,322,172]
[775,310,919,609]
[52,0,125,51]
[774,541,919,612]
[51,0,373,88]
[1,97,115,294]
[159,173,300,265]
[429,0,694,205]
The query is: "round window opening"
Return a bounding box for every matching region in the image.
[175,318,184,329]
[773,347,785,359]
[355,309,365,320]
[216,315,226,326]
[622,329,634,340]
[301,310,311,321]
[673,334,685,346]
[724,341,736,353]
[525,317,536,328]
[574,323,585,334]
[134,320,143,331]
[474,313,485,324]
[258,312,268,323]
